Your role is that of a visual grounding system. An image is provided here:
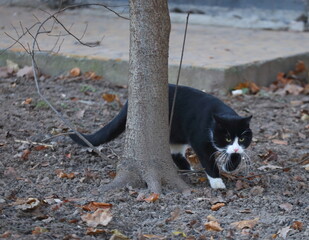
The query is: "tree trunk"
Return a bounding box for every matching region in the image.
[102,0,188,194]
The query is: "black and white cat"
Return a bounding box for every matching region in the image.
[70,84,252,189]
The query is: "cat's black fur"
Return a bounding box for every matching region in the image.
[70,84,252,189]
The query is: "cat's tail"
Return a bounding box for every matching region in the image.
[69,102,127,146]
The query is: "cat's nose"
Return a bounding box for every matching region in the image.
[234,148,239,153]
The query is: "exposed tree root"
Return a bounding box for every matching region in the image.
[101,158,190,195]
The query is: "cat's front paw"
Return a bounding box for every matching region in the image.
[207,176,226,189]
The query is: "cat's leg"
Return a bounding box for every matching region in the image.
[204,159,226,189]
[206,174,226,189]
[170,144,191,170]
[192,145,226,189]
[172,154,191,170]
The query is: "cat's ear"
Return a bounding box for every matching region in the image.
[213,114,225,125]
[244,115,252,124]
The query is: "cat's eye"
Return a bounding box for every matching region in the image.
[239,137,245,142]
[225,137,232,143]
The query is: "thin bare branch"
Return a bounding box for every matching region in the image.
[11,24,20,38]
[0,21,40,55]
[2,3,130,162]
[79,22,88,40]
[14,139,54,149]
[55,3,130,21]
[169,13,190,132]
[32,14,47,32]
[4,32,30,54]
[51,15,96,48]
[26,27,41,51]
[49,31,62,53]
[19,21,25,35]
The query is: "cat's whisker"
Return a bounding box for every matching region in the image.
[215,152,224,165]
[210,150,220,160]
[216,151,229,171]
[238,151,252,175]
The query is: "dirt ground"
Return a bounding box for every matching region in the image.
[0,70,308,240]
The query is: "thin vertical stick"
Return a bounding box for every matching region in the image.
[169,13,190,131]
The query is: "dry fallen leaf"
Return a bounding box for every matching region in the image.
[277,226,291,239]
[55,169,76,179]
[258,164,282,171]
[110,230,130,240]
[258,150,278,161]
[301,111,309,122]
[234,81,260,94]
[205,221,223,232]
[70,67,81,77]
[16,66,33,78]
[143,234,166,240]
[75,109,85,119]
[21,149,31,160]
[230,218,259,230]
[172,231,187,237]
[239,209,251,214]
[294,60,306,74]
[144,193,160,203]
[22,98,32,105]
[86,228,106,236]
[279,203,293,212]
[166,207,180,222]
[198,177,207,183]
[0,231,11,238]
[187,153,200,165]
[33,145,49,151]
[211,202,225,211]
[272,139,288,145]
[6,60,19,72]
[207,215,217,221]
[82,202,113,211]
[81,209,112,227]
[185,210,194,214]
[14,198,41,211]
[102,93,117,102]
[250,186,264,196]
[291,221,303,231]
[32,227,48,235]
[84,71,102,80]
[281,84,304,95]
[4,167,18,178]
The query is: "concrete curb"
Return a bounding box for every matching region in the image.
[1,49,309,91]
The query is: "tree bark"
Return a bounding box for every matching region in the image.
[102,0,189,194]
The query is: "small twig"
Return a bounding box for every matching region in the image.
[238,156,309,180]
[19,21,25,35]
[169,13,190,132]
[14,139,54,148]
[0,21,40,55]
[51,15,97,48]
[80,22,88,40]
[41,132,71,142]
[4,32,30,54]
[26,27,41,51]
[178,169,204,174]
[11,23,20,38]
[49,30,62,53]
